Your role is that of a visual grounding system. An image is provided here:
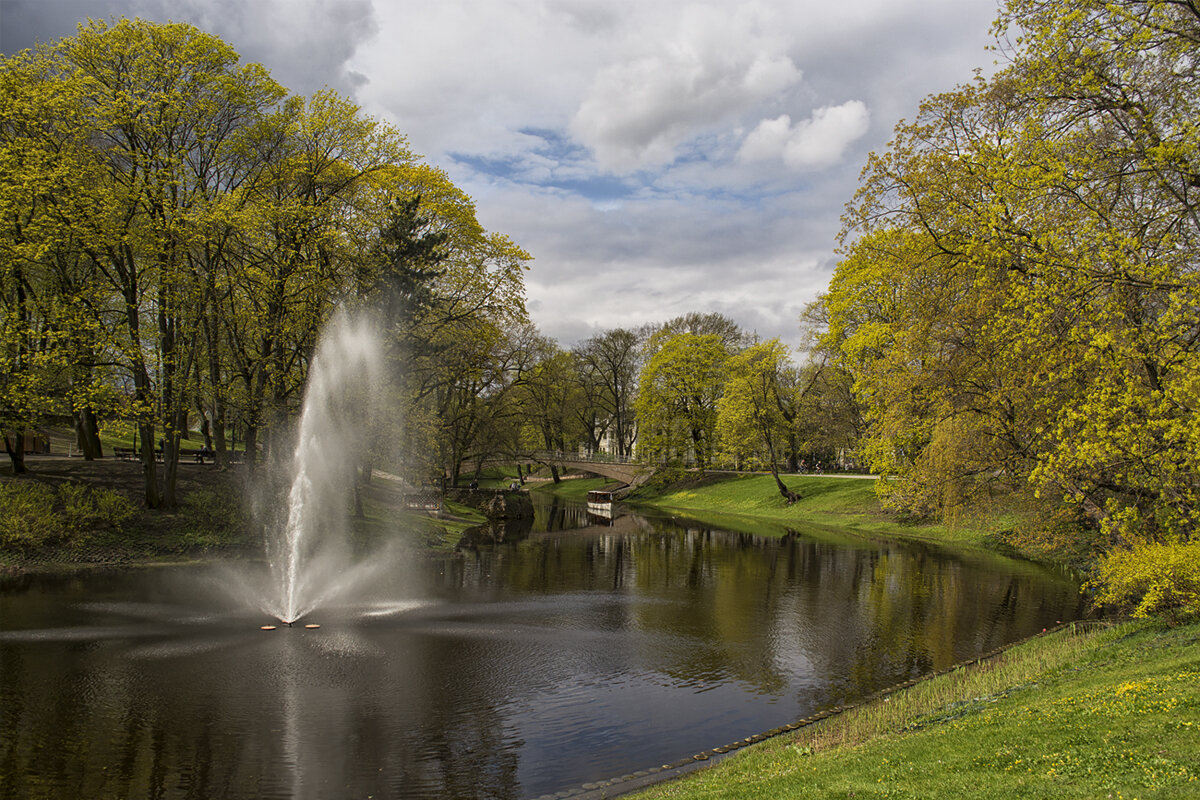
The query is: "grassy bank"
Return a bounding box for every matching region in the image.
[529,474,610,501]
[0,456,479,568]
[622,471,1047,556]
[629,619,1200,800]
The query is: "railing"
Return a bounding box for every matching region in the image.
[531,450,643,466]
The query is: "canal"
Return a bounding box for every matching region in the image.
[0,497,1082,799]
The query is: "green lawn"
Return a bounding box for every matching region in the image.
[631,620,1200,799]
[529,475,610,501]
[639,473,880,516]
[626,472,1039,553]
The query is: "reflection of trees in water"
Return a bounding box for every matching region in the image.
[528,494,592,533]
[0,521,1080,799]
[446,513,1081,705]
[0,620,525,800]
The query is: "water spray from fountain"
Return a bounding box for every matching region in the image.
[260,312,388,624]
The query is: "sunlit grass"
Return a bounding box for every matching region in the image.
[529,475,609,501]
[642,473,881,519]
[630,620,1200,800]
[628,473,1042,554]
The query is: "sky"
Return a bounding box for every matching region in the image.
[1,0,1003,350]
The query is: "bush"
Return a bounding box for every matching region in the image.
[0,480,139,552]
[994,504,1107,570]
[58,483,138,537]
[0,482,59,549]
[178,488,248,548]
[1089,541,1200,623]
[92,487,138,529]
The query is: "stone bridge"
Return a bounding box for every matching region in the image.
[528,451,654,487]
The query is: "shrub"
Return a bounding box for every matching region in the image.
[0,481,139,552]
[0,482,60,549]
[994,504,1107,570]
[92,487,138,529]
[1089,541,1200,623]
[59,483,138,540]
[178,488,248,548]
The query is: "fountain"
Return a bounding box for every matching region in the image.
[255,312,393,625]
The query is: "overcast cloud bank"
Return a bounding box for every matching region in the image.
[2,0,1001,348]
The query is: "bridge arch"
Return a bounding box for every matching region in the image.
[529,452,654,487]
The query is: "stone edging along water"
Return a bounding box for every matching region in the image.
[531,619,1114,800]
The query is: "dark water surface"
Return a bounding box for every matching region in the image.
[0,500,1083,800]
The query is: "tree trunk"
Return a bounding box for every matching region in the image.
[4,432,27,474]
[138,420,161,508]
[244,424,259,473]
[74,409,103,460]
[198,412,212,449]
[212,413,227,469]
[771,465,802,504]
[162,432,180,511]
[766,433,801,504]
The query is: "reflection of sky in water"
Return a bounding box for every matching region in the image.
[0,513,1083,800]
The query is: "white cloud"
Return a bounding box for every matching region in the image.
[739,101,871,170]
[569,5,802,172]
[5,0,1003,350]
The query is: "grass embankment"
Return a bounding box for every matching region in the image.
[352,477,486,553]
[624,472,1038,554]
[631,619,1200,800]
[529,474,611,501]
[535,470,1042,565]
[0,448,492,566]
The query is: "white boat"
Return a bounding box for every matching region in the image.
[586,489,615,520]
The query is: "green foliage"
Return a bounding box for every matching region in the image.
[57,482,137,536]
[0,482,59,549]
[0,18,533,502]
[0,480,136,550]
[636,333,729,468]
[992,503,1106,571]
[1090,541,1200,623]
[715,339,793,470]
[820,0,1200,551]
[177,488,249,549]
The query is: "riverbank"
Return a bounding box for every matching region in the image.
[7,461,1193,799]
[623,618,1200,800]
[536,470,1046,563]
[0,456,485,570]
[532,472,1200,800]
[0,458,1060,572]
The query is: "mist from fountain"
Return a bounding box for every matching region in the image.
[257,312,391,624]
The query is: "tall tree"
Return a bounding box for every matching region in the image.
[823,0,1200,544]
[2,19,289,504]
[574,327,641,458]
[635,332,729,468]
[716,339,809,502]
[516,335,585,482]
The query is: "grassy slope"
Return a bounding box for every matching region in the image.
[626,472,1027,550]
[618,473,1199,799]
[528,475,610,501]
[0,449,483,565]
[632,620,1200,800]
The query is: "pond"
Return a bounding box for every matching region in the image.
[0,497,1083,800]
